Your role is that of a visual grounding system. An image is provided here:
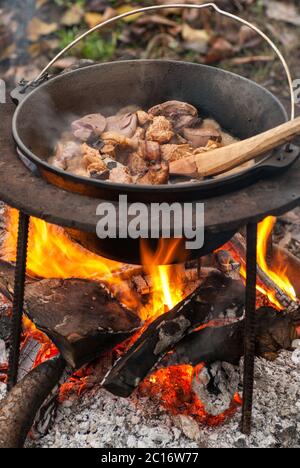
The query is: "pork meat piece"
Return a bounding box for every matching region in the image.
[71,114,107,141]
[137,110,153,126]
[128,152,149,175]
[101,132,137,149]
[136,161,169,185]
[51,141,81,170]
[109,166,133,184]
[161,144,193,163]
[148,101,198,132]
[146,116,174,144]
[81,143,107,174]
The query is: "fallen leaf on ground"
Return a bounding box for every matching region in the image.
[116,5,143,22]
[205,37,235,64]
[61,4,84,26]
[84,12,103,28]
[182,24,210,53]
[27,17,58,42]
[266,1,300,27]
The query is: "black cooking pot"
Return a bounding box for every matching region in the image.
[10,60,296,264]
[12,60,291,204]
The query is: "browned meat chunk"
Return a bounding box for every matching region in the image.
[136,161,169,185]
[146,116,174,144]
[106,113,138,138]
[161,144,193,163]
[137,110,153,126]
[128,152,148,175]
[81,143,107,175]
[101,132,137,149]
[183,126,222,148]
[109,166,133,184]
[145,141,161,162]
[71,114,106,141]
[148,101,198,132]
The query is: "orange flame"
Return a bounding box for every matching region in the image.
[239,217,296,309]
[140,239,186,319]
[257,216,296,302]
[1,208,122,282]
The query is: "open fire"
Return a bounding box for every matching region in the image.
[0,207,298,429]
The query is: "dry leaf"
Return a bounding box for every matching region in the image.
[182,24,210,53]
[84,12,103,29]
[205,37,235,64]
[61,4,84,26]
[27,17,58,42]
[116,5,142,23]
[267,1,300,27]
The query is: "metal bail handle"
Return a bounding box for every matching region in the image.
[30,2,295,121]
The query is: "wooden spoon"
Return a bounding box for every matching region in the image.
[169,116,300,178]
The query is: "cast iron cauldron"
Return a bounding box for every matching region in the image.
[10,4,298,264]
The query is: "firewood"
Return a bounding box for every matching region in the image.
[0,356,66,449]
[158,307,300,369]
[0,260,141,368]
[102,272,245,397]
[169,116,300,178]
[227,234,299,312]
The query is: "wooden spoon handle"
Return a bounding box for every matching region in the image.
[170,116,300,178]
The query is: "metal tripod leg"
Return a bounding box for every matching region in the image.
[7,212,30,391]
[241,223,258,435]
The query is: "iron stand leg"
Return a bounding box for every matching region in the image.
[241,223,258,435]
[7,212,30,391]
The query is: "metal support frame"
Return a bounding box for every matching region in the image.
[241,223,258,435]
[7,211,30,391]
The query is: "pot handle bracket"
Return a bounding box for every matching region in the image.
[25,2,295,122]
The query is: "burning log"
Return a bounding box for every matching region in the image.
[158,307,300,368]
[0,356,66,449]
[228,234,299,312]
[0,260,141,368]
[103,272,245,397]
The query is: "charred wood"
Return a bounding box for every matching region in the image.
[0,356,66,449]
[228,234,299,312]
[0,260,141,368]
[158,307,300,368]
[102,272,245,397]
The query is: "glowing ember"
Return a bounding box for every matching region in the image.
[139,365,242,426]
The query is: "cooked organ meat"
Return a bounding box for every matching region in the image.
[148,100,198,132]
[71,114,106,141]
[183,126,222,148]
[106,112,138,138]
[51,100,240,185]
[146,116,174,144]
